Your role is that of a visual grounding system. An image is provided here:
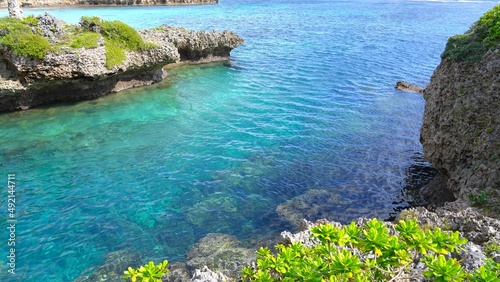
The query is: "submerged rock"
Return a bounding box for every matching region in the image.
[0,15,243,112]
[75,249,142,282]
[185,233,256,280]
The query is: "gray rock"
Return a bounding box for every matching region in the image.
[36,13,66,43]
[398,204,500,244]
[395,81,425,93]
[420,42,500,213]
[190,266,228,282]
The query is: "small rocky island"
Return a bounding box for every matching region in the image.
[0,13,243,112]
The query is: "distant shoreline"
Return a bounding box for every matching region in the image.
[0,0,217,9]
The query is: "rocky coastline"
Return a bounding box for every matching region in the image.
[2,4,499,282]
[0,13,243,112]
[0,0,217,8]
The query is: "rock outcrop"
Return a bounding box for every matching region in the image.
[420,48,500,207]
[0,14,243,112]
[0,0,217,8]
[420,5,500,214]
[395,80,425,93]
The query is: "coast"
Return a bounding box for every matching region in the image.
[0,0,217,8]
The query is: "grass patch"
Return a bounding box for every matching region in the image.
[0,16,51,59]
[442,4,500,62]
[70,32,101,49]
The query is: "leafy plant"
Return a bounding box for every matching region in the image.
[423,255,466,281]
[469,190,488,206]
[469,259,500,282]
[123,260,169,282]
[242,218,499,281]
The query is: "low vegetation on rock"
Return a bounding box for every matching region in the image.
[121,218,500,282]
[0,14,154,68]
[123,260,169,282]
[442,4,500,62]
[241,218,499,281]
[79,16,155,68]
[0,16,51,59]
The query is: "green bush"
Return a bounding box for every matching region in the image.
[442,5,500,62]
[241,218,500,281]
[123,260,169,282]
[479,5,500,44]
[70,32,101,49]
[79,16,154,68]
[104,39,126,69]
[0,16,51,59]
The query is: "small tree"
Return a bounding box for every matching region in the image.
[8,0,23,19]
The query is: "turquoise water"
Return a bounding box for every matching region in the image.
[0,0,498,280]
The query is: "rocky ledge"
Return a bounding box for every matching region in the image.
[0,13,243,112]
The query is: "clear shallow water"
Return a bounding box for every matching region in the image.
[0,0,498,280]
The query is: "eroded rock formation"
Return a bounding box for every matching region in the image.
[0,14,243,112]
[420,48,500,206]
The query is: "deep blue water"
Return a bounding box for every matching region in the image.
[0,0,498,280]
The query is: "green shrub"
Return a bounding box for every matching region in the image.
[79,16,154,68]
[123,260,169,282]
[0,16,51,59]
[104,39,126,69]
[442,5,500,62]
[479,5,500,44]
[70,32,101,49]
[241,218,500,281]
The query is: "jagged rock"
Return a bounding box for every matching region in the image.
[185,233,256,280]
[395,80,425,93]
[398,204,500,244]
[0,16,243,112]
[162,262,191,282]
[36,13,66,43]
[420,41,500,210]
[190,266,229,282]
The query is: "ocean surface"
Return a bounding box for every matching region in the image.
[0,0,498,280]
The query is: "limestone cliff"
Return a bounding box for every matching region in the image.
[0,14,243,112]
[420,7,500,209]
[0,0,217,8]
